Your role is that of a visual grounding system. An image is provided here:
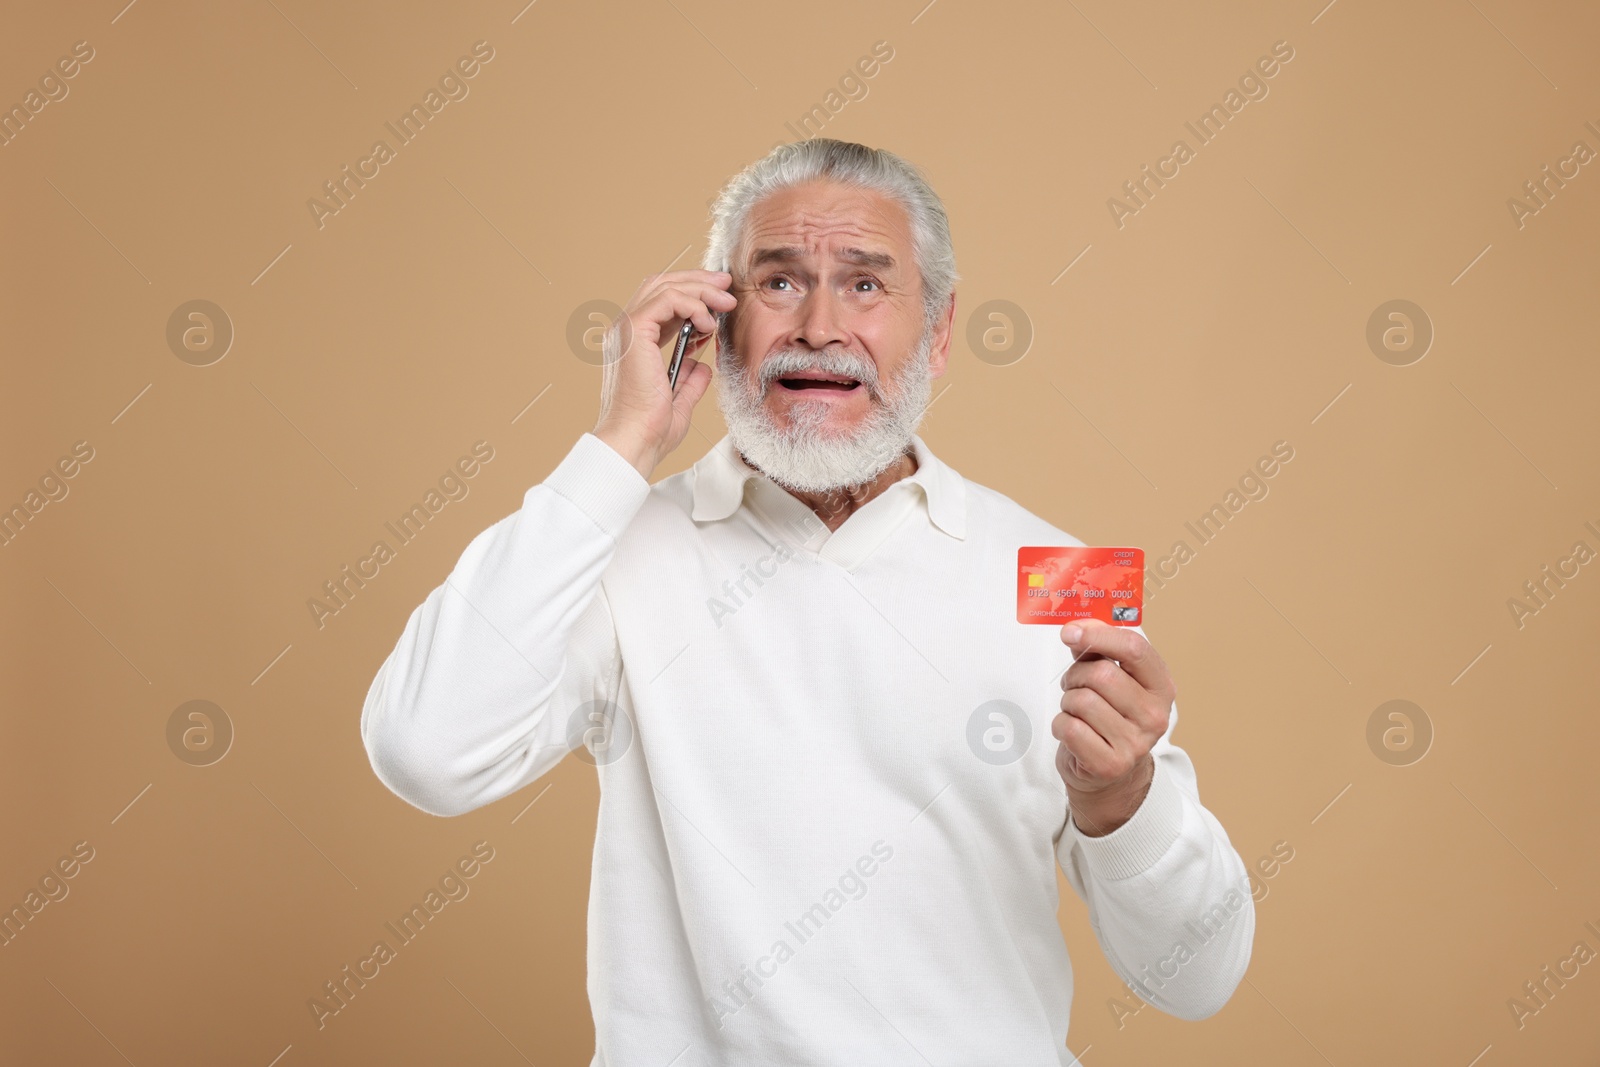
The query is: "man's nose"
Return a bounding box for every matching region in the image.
[790,287,847,350]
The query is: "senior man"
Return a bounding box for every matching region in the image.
[362,138,1253,1064]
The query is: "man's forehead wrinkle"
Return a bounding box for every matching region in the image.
[734,186,914,277]
[749,244,897,271]
[743,222,903,272]
[748,212,894,246]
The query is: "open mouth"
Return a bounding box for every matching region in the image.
[775,374,861,392]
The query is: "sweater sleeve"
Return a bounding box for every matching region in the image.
[360,433,651,817]
[1054,692,1255,1020]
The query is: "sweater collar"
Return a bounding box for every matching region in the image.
[690,431,966,540]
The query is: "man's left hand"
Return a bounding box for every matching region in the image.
[1053,620,1177,837]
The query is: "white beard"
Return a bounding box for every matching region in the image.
[714,329,934,493]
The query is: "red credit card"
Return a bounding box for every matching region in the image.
[1017,547,1144,626]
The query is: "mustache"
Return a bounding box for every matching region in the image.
[747,349,883,399]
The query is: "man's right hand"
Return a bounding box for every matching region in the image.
[592,269,735,479]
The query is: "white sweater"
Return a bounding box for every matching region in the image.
[361,431,1254,1065]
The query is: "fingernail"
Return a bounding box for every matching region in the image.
[1062,625,1082,643]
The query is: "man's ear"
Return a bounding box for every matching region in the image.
[929,293,957,378]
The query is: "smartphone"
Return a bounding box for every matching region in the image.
[667,319,696,390]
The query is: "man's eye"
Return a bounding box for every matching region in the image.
[853,278,880,292]
[766,277,793,291]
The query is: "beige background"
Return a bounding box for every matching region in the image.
[3,0,1598,1063]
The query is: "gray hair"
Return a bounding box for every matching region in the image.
[702,138,959,338]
